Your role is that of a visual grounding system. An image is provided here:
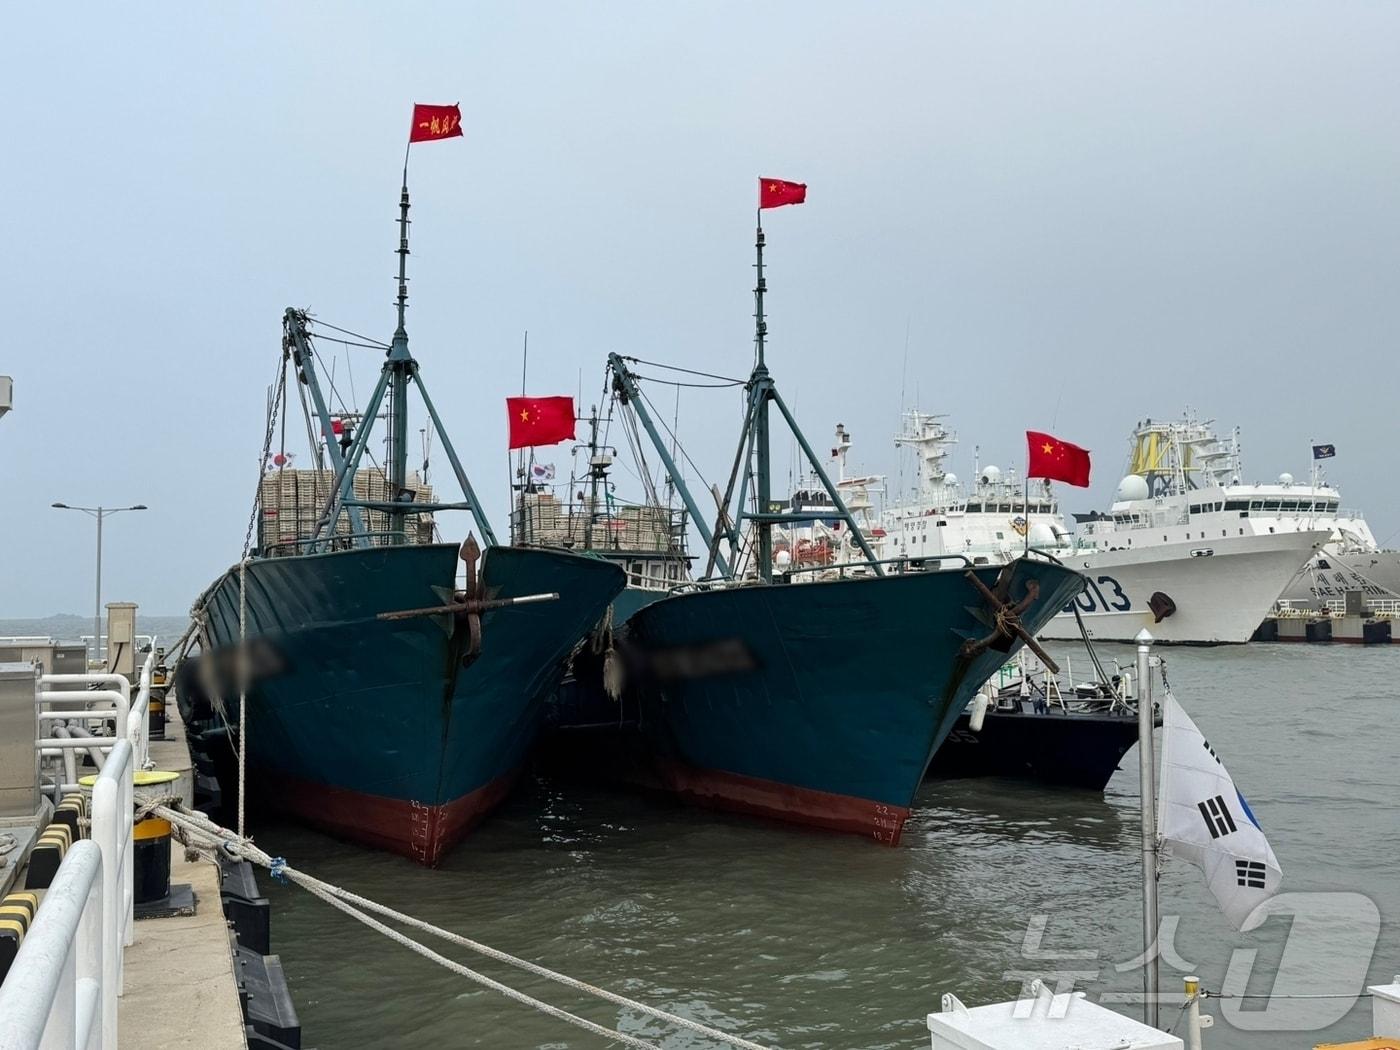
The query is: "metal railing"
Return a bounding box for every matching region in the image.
[0,648,156,1048]
[0,840,105,1050]
[260,528,429,556]
[37,650,153,786]
[1276,598,1400,618]
[92,740,135,1044]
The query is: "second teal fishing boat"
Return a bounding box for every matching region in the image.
[534,193,1086,843]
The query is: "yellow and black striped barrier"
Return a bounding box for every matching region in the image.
[24,821,73,889]
[0,892,38,984]
[52,792,88,842]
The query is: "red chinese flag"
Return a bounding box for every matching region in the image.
[759,178,807,209]
[1026,430,1092,487]
[507,396,575,450]
[409,103,464,143]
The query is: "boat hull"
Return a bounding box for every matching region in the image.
[616,559,1086,844]
[1039,530,1325,644]
[199,543,624,863]
[1278,548,1400,609]
[926,705,1139,791]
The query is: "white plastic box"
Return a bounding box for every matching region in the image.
[928,980,1183,1050]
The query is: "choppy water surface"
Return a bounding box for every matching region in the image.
[205,643,1400,1047]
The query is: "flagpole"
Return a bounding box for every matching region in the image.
[518,331,529,527]
[1023,475,1031,556]
[752,207,773,582]
[1135,627,1161,1027]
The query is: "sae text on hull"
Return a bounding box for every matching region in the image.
[198,542,624,864]
[621,557,1086,843]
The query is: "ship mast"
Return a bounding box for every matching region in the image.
[385,172,414,544]
[603,191,883,582]
[289,155,501,551]
[751,215,775,581]
[585,405,602,551]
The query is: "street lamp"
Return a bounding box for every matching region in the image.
[51,502,148,666]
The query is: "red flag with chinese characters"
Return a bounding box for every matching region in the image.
[507,396,575,450]
[409,104,464,143]
[759,178,807,209]
[1026,430,1092,487]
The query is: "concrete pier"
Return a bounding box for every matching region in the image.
[118,701,246,1048]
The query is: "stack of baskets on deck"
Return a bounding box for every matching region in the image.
[257,469,435,554]
[515,493,677,553]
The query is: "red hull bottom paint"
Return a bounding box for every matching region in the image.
[656,760,910,845]
[253,768,521,866]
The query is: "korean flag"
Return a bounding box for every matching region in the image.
[1157,693,1282,930]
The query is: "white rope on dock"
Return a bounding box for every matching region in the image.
[146,799,775,1050]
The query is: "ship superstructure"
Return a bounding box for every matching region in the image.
[1078,414,1398,609]
[867,412,1328,644]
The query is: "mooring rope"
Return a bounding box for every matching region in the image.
[237,559,248,839]
[145,798,774,1050]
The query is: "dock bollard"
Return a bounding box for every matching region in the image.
[132,770,196,918]
[1184,975,1213,1050]
[148,649,169,740]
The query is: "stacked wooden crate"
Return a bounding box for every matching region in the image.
[258,468,435,552]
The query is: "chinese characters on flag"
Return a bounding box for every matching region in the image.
[409,103,464,143]
[1026,430,1092,487]
[506,396,576,450]
[759,178,807,209]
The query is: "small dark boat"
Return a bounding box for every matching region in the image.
[925,658,1150,791]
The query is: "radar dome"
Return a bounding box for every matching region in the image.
[1028,522,1057,547]
[1278,472,1294,487]
[1115,474,1150,502]
[944,472,958,487]
[980,465,1002,484]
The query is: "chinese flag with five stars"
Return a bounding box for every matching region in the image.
[759,178,807,209]
[507,396,575,450]
[1026,430,1092,487]
[409,103,464,143]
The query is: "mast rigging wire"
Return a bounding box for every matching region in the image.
[617,356,743,385]
[306,317,391,349]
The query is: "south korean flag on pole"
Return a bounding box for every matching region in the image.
[1157,692,1282,930]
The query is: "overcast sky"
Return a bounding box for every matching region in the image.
[2,3,1398,616]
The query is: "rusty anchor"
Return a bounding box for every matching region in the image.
[375,536,560,664]
[958,566,1060,675]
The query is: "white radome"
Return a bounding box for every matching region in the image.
[1116,474,1150,501]
[980,465,1001,484]
[1278,472,1294,486]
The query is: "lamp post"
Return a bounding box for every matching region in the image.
[51,503,148,665]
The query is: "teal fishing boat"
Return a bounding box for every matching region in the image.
[192,171,623,865]
[537,188,1086,843]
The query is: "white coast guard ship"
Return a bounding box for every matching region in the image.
[1084,414,1399,611]
[840,413,1327,644]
